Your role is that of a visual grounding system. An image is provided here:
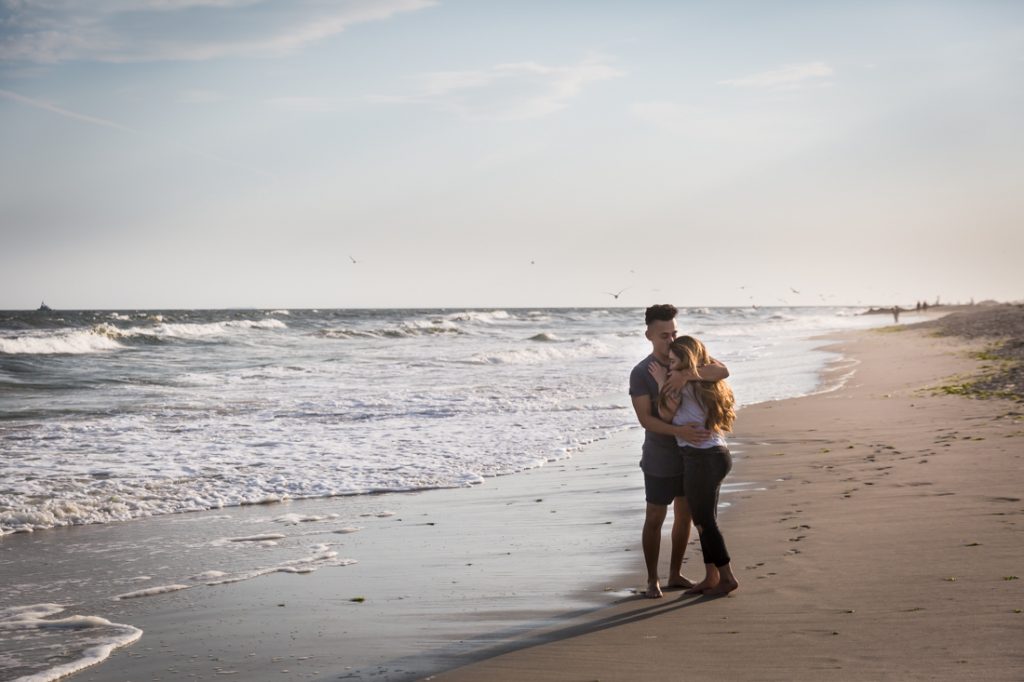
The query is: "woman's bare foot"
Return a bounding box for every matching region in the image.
[684,564,720,594]
[705,578,739,597]
[644,579,664,598]
[684,578,718,595]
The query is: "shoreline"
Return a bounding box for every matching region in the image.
[3,427,668,681]
[430,321,1024,680]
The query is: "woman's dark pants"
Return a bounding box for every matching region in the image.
[682,445,732,567]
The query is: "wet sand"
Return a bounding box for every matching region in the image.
[4,425,706,681]
[431,320,1024,680]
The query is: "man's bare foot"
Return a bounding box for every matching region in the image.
[705,578,739,597]
[666,575,695,589]
[644,580,664,598]
[684,578,718,595]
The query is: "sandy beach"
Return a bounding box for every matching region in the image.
[4,306,1022,681]
[431,310,1024,681]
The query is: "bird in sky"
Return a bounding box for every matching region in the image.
[604,288,630,300]
[790,287,800,294]
[349,255,359,264]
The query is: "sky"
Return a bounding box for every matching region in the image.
[1,0,1022,309]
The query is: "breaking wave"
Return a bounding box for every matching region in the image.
[0,319,287,355]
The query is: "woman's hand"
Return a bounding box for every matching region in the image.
[647,361,668,388]
[664,368,692,393]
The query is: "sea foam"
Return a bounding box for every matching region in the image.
[0,604,142,682]
[0,330,124,355]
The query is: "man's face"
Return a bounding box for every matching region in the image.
[645,319,677,361]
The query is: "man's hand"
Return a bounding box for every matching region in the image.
[675,422,710,443]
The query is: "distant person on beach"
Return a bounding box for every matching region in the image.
[892,306,900,323]
[629,304,730,598]
[649,335,739,596]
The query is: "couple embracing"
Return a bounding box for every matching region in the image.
[629,304,738,599]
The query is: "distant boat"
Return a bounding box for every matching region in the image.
[38,301,52,311]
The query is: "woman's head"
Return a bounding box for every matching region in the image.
[662,335,736,434]
[668,336,710,371]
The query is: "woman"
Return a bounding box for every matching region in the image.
[649,335,739,596]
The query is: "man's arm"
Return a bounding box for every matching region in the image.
[698,357,730,381]
[631,394,709,442]
[664,357,729,393]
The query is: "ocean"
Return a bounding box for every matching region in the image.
[0,306,892,681]
[0,306,883,536]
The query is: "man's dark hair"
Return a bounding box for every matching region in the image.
[645,304,678,326]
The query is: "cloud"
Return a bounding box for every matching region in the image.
[178,89,227,103]
[0,87,271,176]
[630,99,834,160]
[265,96,351,113]
[719,62,834,90]
[0,0,436,63]
[631,101,715,137]
[370,57,624,121]
[0,87,138,133]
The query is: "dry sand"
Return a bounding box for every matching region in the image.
[430,324,1024,681]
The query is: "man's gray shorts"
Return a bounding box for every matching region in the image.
[644,472,685,506]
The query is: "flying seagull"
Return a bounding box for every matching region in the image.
[790,287,800,294]
[349,255,359,264]
[604,288,630,300]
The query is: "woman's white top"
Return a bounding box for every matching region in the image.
[672,384,728,449]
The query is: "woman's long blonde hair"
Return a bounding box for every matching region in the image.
[659,335,735,433]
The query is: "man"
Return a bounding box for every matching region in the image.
[629,304,730,598]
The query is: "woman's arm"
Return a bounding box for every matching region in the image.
[657,385,682,423]
[630,394,711,443]
[648,362,683,423]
